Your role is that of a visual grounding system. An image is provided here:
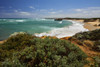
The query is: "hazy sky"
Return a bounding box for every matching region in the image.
[0,0,100,18]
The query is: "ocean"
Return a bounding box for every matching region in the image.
[0,18,88,40]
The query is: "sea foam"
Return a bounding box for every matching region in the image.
[35,20,89,38]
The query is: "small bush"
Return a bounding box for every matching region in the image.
[91,56,100,67]
[2,33,36,50]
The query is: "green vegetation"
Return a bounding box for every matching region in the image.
[90,56,100,67]
[71,29,100,51]
[69,29,100,67]
[93,40,100,51]
[72,29,100,41]
[0,33,88,67]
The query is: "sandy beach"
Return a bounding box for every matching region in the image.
[73,20,100,31]
[84,22,100,31]
[84,23,99,31]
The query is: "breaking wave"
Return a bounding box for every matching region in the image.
[35,20,88,38]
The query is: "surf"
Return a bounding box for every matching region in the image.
[35,20,88,38]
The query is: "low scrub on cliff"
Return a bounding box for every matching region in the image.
[0,33,88,67]
[69,29,100,67]
[71,29,100,51]
[72,29,100,41]
[93,40,100,51]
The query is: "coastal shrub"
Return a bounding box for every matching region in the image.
[93,40,100,51]
[68,37,83,45]
[0,49,7,61]
[72,29,100,51]
[2,33,36,50]
[0,33,88,67]
[73,29,100,41]
[0,33,36,64]
[91,56,100,67]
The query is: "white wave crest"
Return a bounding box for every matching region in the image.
[35,20,88,38]
[6,19,26,23]
[40,26,57,30]
[35,18,54,21]
[59,21,62,24]
[15,20,25,22]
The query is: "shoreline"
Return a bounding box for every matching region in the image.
[71,20,100,31]
[35,20,88,38]
[0,20,100,44]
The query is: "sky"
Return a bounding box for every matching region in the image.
[0,0,100,18]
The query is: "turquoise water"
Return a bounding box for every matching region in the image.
[0,18,72,40]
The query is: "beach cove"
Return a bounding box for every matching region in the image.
[0,18,100,44]
[0,18,88,40]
